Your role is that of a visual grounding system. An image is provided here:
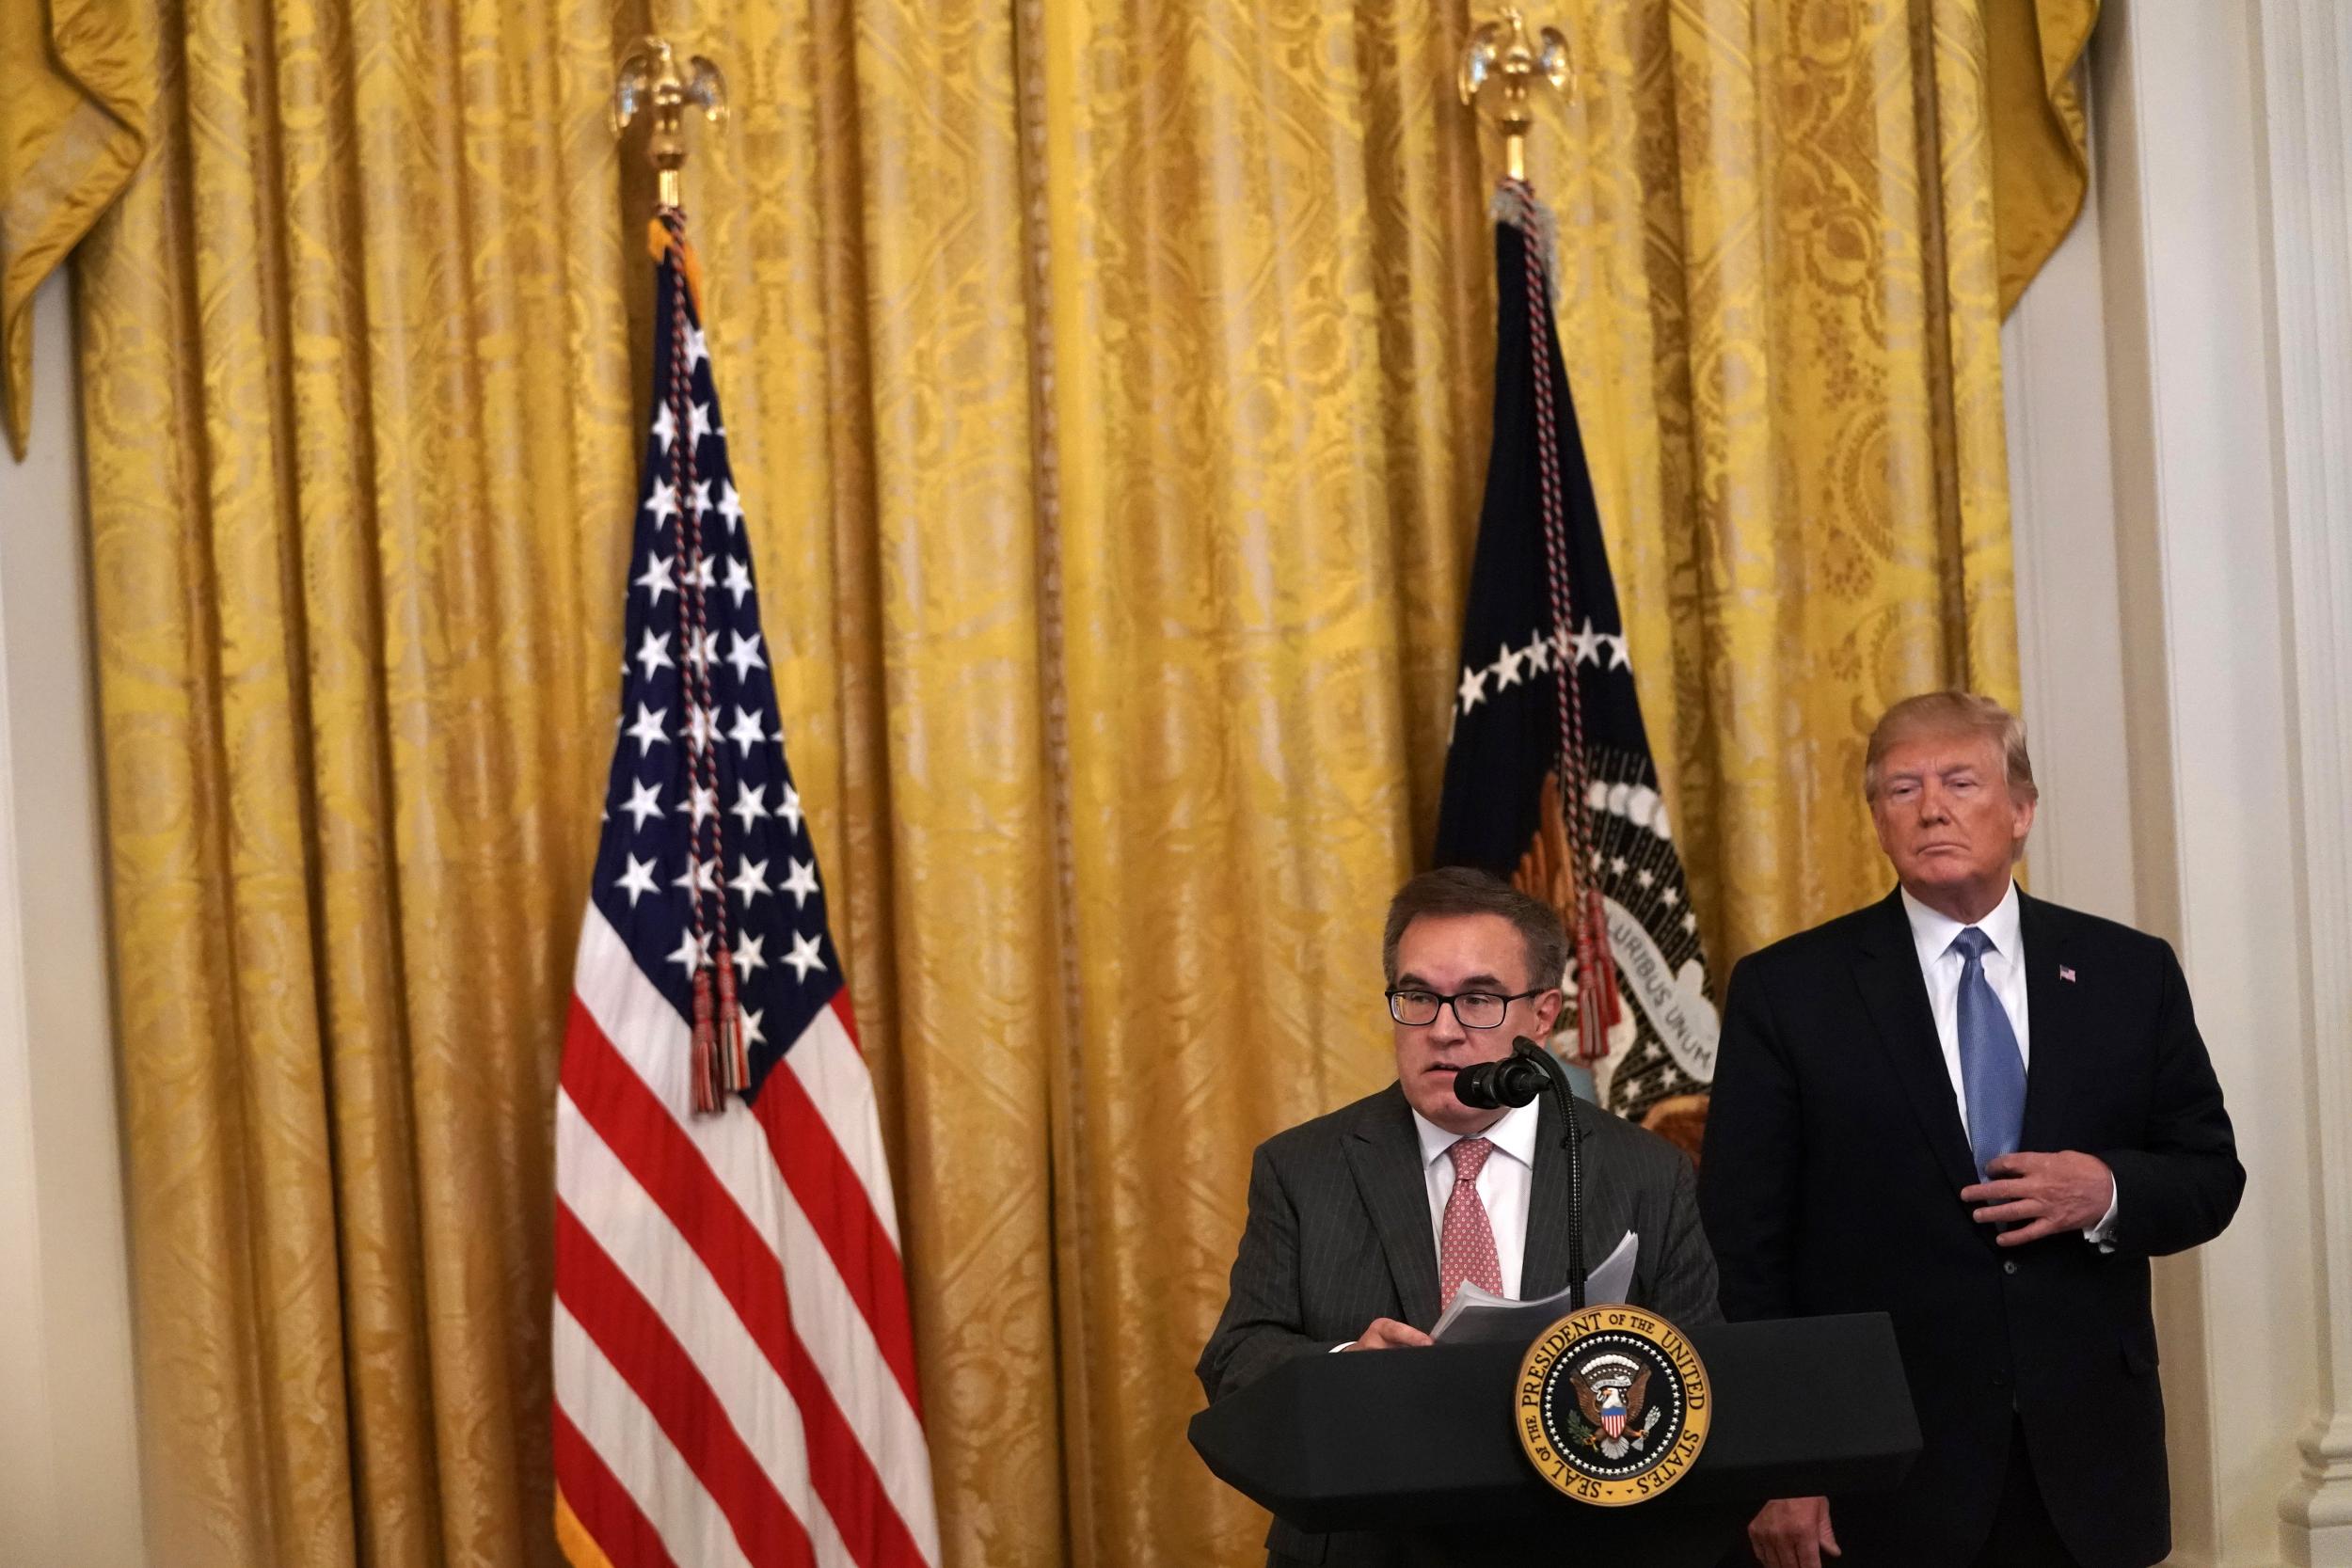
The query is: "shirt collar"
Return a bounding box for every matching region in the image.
[1899,879,2022,968]
[1411,1094,1542,1171]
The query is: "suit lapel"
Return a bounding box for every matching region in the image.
[2017,893,2094,1153]
[1520,1091,1579,1300]
[1344,1086,1443,1329]
[1851,889,1979,1194]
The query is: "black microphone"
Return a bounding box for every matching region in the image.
[1452,1051,1551,1110]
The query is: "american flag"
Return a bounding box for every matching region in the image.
[552,214,940,1568]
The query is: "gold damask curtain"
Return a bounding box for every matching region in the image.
[8,0,2074,1563]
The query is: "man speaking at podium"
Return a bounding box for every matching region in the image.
[1199,866,1720,1568]
[1701,694,2243,1568]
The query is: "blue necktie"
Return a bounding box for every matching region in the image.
[1951,926,2026,1180]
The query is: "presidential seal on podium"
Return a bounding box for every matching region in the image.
[1517,1307,1711,1506]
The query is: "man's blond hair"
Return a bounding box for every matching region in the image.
[1864,691,2039,804]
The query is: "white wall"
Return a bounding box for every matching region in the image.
[0,272,148,1566]
[2005,3,2352,1563]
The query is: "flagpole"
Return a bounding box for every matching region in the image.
[612,36,729,212]
[1457,8,1568,184]
[1457,10,1623,1069]
[613,36,745,1109]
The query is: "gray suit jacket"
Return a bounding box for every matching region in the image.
[1196,1082,1720,1566]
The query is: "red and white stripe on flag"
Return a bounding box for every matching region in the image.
[553,218,937,1568]
[554,912,937,1568]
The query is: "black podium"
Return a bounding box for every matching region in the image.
[1189,1313,1919,1566]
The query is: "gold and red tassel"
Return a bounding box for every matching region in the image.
[690,961,720,1114]
[713,943,745,1095]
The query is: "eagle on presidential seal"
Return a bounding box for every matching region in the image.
[1569,1352,1665,1460]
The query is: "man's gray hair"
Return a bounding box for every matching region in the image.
[1382,866,1568,990]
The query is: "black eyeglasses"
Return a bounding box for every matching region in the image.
[1385,988,1548,1029]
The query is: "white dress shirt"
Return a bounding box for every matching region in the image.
[1899,881,2116,1242]
[1900,882,2032,1131]
[1410,1097,1540,1298]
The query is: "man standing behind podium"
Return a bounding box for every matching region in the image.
[1700,693,2243,1568]
[1199,867,1719,1568]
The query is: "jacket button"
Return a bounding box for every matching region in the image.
[2003,1260,2018,1275]
[1991,1370,2011,1389]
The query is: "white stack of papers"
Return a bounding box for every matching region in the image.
[1429,1230,1640,1345]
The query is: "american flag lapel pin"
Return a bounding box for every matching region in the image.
[2058,965,2077,983]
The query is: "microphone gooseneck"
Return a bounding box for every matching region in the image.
[1510,1035,1585,1310]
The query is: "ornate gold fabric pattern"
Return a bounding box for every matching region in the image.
[35,0,2051,1564]
[0,0,150,455]
[1985,0,2097,315]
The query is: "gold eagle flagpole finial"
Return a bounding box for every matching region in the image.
[612,36,728,211]
[1458,8,1569,182]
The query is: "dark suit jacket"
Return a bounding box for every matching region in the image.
[1197,1081,1721,1567]
[1698,890,2242,1568]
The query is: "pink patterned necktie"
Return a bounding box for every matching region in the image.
[1438,1136,1503,1309]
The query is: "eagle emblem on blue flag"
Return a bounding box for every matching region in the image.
[1434,180,1719,1143]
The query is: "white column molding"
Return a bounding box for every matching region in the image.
[2254,2,2352,1561]
[2001,100,2140,931]
[0,275,148,1566]
[2089,3,2329,1564]
[0,521,60,1567]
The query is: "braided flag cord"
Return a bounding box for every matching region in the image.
[1510,184,1619,1066]
[656,209,749,1111]
[552,213,940,1568]
[1433,180,1719,1123]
